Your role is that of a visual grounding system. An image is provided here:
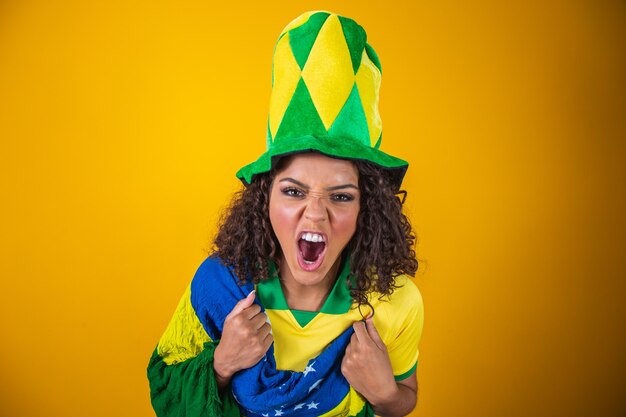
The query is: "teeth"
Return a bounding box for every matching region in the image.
[301,232,324,243]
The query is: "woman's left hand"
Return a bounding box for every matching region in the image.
[340,317,398,405]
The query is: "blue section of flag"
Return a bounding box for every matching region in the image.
[191,256,353,416]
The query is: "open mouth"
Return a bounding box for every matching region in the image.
[297,232,327,271]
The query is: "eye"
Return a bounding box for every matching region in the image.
[331,193,355,202]
[281,187,305,198]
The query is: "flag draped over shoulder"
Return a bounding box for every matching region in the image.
[149,256,360,417]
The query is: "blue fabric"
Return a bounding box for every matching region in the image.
[190,256,354,417]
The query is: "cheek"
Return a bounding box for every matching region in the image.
[269,201,300,239]
[332,206,360,239]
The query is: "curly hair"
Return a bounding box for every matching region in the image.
[212,157,418,312]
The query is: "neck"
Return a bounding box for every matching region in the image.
[278,256,342,312]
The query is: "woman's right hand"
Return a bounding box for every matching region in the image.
[213,290,273,385]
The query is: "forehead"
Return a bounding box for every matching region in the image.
[274,153,359,184]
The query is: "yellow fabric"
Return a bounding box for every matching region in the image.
[156,284,212,365]
[269,32,302,139]
[268,309,362,372]
[355,50,383,147]
[373,276,424,377]
[279,10,319,36]
[300,14,356,129]
[266,276,423,378]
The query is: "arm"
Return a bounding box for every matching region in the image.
[147,286,272,416]
[370,373,418,417]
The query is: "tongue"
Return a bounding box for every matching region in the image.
[298,240,325,262]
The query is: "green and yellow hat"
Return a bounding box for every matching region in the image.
[236,11,408,190]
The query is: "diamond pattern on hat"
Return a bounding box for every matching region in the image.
[338,15,366,74]
[328,83,369,145]
[279,10,320,37]
[269,32,303,141]
[355,49,382,147]
[289,12,330,70]
[237,11,409,189]
[301,14,356,130]
[274,78,326,142]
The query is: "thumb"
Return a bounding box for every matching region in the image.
[229,290,256,316]
[365,317,385,350]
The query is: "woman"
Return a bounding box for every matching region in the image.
[148,11,424,417]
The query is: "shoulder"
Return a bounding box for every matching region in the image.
[378,275,423,312]
[190,256,251,307]
[370,276,424,378]
[189,255,254,335]
[190,255,252,297]
[191,256,225,294]
[191,255,232,283]
[370,275,424,339]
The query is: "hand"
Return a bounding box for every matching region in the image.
[214,291,273,380]
[341,317,398,406]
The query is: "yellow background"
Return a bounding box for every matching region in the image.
[1,1,625,416]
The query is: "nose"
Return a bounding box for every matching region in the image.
[303,196,328,222]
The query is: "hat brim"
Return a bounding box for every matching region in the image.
[235,135,408,190]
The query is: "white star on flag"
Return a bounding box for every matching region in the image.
[274,410,284,416]
[262,414,268,417]
[307,401,319,410]
[303,361,316,377]
[294,403,305,410]
[308,378,324,392]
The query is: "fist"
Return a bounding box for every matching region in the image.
[214,291,273,379]
[341,317,396,405]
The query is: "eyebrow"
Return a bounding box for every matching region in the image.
[278,177,359,191]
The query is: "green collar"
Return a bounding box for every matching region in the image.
[256,255,353,315]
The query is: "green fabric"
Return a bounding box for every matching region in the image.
[147,341,240,417]
[338,15,366,74]
[328,83,370,144]
[256,255,353,321]
[289,12,330,70]
[365,43,382,74]
[394,361,418,381]
[355,402,375,417]
[274,78,327,142]
[320,256,354,314]
[236,134,408,190]
[374,132,382,149]
[256,261,290,310]
[291,309,318,327]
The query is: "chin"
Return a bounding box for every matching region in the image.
[291,270,329,287]
[287,249,342,287]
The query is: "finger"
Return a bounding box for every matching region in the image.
[249,311,269,329]
[241,303,262,320]
[262,332,274,350]
[229,290,256,316]
[349,333,358,347]
[258,322,272,338]
[352,321,370,344]
[365,317,385,349]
